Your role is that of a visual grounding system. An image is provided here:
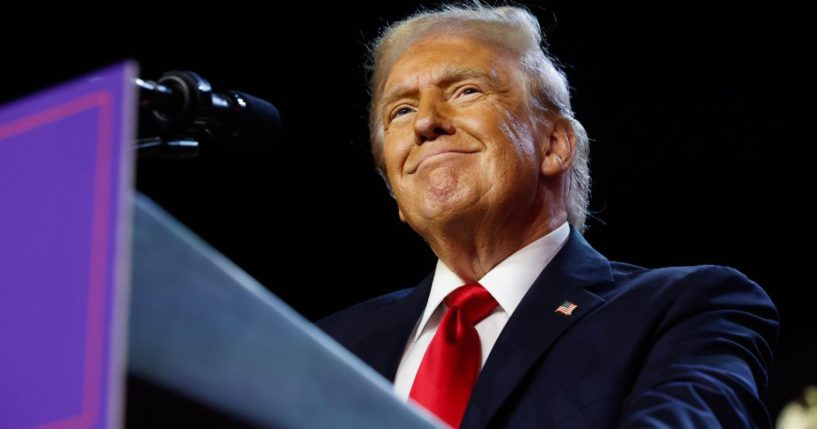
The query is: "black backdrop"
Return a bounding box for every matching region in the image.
[2,1,811,423]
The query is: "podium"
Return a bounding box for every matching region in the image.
[129,194,439,428]
[0,63,440,428]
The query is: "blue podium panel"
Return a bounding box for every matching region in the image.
[130,194,441,429]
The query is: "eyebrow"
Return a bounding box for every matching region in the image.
[381,66,501,109]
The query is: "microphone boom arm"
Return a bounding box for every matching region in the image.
[135,71,280,158]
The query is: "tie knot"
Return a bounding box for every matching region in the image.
[444,283,498,325]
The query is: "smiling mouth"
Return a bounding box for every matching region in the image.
[409,150,477,174]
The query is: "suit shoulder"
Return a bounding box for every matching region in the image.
[607,263,777,318]
[613,263,765,294]
[618,264,777,329]
[316,288,414,338]
[664,265,776,311]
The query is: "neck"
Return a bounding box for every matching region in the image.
[424,197,567,283]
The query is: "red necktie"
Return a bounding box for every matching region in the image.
[409,283,498,428]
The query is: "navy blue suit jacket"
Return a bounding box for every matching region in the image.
[318,230,778,428]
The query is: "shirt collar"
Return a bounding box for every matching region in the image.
[412,222,570,342]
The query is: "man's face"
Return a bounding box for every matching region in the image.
[380,34,546,234]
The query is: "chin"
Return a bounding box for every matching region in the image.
[400,166,483,223]
[419,192,476,223]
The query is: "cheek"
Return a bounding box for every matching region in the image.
[383,126,417,169]
[484,133,539,184]
[383,155,411,193]
[382,137,403,167]
[383,147,401,171]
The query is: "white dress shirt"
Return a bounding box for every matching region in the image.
[393,222,570,400]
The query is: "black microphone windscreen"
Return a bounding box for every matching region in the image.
[230,91,281,143]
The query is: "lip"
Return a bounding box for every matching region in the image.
[408,149,477,174]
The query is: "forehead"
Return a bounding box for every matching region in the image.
[383,34,519,93]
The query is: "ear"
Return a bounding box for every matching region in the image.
[540,117,576,177]
[398,207,407,223]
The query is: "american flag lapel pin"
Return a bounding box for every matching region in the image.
[554,301,578,316]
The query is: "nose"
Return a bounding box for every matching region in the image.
[414,92,455,144]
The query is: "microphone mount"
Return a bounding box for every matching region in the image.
[136,71,280,158]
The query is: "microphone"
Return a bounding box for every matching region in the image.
[136,71,281,145]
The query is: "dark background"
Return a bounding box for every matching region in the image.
[2,1,811,424]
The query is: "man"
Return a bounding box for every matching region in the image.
[318,4,778,428]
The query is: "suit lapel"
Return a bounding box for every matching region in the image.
[357,274,433,381]
[461,229,614,429]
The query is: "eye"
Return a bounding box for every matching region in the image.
[392,106,414,119]
[457,86,481,97]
